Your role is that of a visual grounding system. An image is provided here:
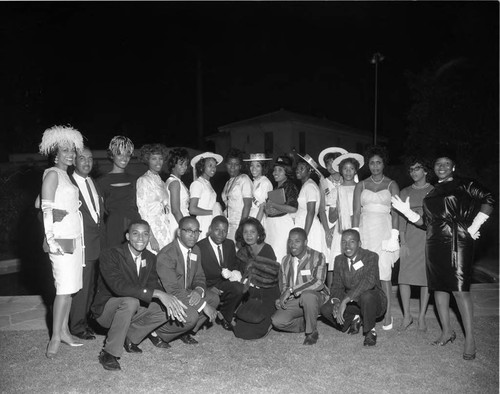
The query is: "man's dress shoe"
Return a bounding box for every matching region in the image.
[303,331,319,345]
[216,317,234,331]
[74,330,96,340]
[180,333,199,345]
[148,334,171,349]
[124,337,142,353]
[363,330,377,347]
[347,317,361,335]
[98,350,121,371]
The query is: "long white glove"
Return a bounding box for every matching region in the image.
[382,229,400,252]
[467,212,489,240]
[391,196,420,223]
[41,199,64,255]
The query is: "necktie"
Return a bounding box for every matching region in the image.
[217,245,223,267]
[85,178,99,221]
[349,258,354,272]
[135,256,141,276]
[185,249,191,288]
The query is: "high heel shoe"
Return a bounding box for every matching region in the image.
[431,331,456,346]
[382,316,393,331]
[398,316,413,332]
[46,339,60,359]
[463,352,476,360]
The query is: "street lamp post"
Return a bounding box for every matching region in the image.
[371,52,384,145]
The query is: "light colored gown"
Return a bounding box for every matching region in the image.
[359,180,399,281]
[44,167,83,295]
[329,184,356,269]
[294,179,327,257]
[222,173,253,241]
[165,174,190,235]
[320,176,343,269]
[190,176,221,240]
[136,170,172,253]
[249,175,273,227]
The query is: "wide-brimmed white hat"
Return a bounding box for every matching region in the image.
[243,153,273,162]
[190,152,223,168]
[331,152,365,172]
[296,153,323,178]
[318,147,348,169]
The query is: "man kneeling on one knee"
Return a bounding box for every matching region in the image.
[271,228,329,345]
[320,229,386,346]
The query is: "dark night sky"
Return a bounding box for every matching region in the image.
[1,1,498,159]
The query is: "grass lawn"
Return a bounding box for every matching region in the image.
[1,316,498,394]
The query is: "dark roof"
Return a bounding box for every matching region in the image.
[217,109,371,136]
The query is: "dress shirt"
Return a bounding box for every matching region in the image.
[177,239,206,312]
[208,236,224,266]
[73,172,100,223]
[128,245,142,276]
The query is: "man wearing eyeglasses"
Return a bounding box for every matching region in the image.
[156,216,219,344]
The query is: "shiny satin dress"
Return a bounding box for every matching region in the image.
[423,178,495,292]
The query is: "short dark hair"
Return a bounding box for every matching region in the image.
[178,216,199,230]
[246,160,270,176]
[166,148,189,173]
[339,157,360,173]
[235,217,266,245]
[404,156,432,173]
[324,152,342,165]
[195,157,217,178]
[225,148,245,163]
[365,145,389,166]
[211,215,228,227]
[289,227,307,240]
[127,219,150,233]
[138,143,169,164]
[342,228,360,241]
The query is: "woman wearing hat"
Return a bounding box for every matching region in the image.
[353,145,400,330]
[244,153,274,225]
[97,136,141,248]
[165,148,191,234]
[136,143,172,253]
[189,152,223,239]
[264,155,299,262]
[221,149,253,241]
[392,150,494,360]
[39,125,85,357]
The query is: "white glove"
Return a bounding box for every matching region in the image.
[41,199,64,255]
[229,270,242,282]
[467,212,489,240]
[391,196,420,223]
[382,229,400,252]
[221,268,231,279]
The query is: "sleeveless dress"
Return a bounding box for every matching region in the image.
[97,172,141,248]
[329,184,356,268]
[44,167,83,295]
[398,184,433,286]
[165,174,190,234]
[222,173,253,241]
[359,181,399,281]
[136,170,172,253]
[294,179,327,257]
[319,177,343,270]
[189,176,221,240]
[249,175,273,227]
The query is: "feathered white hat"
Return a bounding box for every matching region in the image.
[39,125,84,156]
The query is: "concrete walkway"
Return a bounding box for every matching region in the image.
[0,284,498,332]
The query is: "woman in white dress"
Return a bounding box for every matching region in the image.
[221,149,253,241]
[294,159,327,257]
[39,125,85,358]
[189,152,223,239]
[353,146,400,330]
[136,144,172,253]
[165,148,190,234]
[243,153,274,226]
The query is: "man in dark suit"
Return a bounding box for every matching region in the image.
[92,220,189,371]
[196,215,243,331]
[68,146,105,340]
[320,229,387,346]
[156,216,219,344]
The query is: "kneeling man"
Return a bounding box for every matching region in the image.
[156,216,219,344]
[271,228,329,345]
[92,220,188,371]
[320,229,386,346]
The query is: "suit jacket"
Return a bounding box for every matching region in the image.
[330,247,386,307]
[196,237,239,289]
[91,243,160,318]
[70,174,105,261]
[156,239,207,310]
[279,247,328,297]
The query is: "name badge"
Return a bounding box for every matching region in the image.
[300,269,311,275]
[353,261,364,270]
[141,259,147,268]
[191,253,198,261]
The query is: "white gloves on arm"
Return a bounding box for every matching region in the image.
[467,212,489,240]
[41,199,64,254]
[391,196,421,223]
[221,268,242,282]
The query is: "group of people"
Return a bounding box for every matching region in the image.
[38,125,495,371]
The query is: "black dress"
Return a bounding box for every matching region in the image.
[423,178,495,292]
[233,244,280,340]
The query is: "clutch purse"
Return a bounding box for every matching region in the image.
[42,238,76,254]
[267,188,286,205]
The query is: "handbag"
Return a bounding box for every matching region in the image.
[236,297,266,324]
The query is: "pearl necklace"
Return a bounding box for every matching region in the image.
[412,183,430,190]
[370,175,384,185]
